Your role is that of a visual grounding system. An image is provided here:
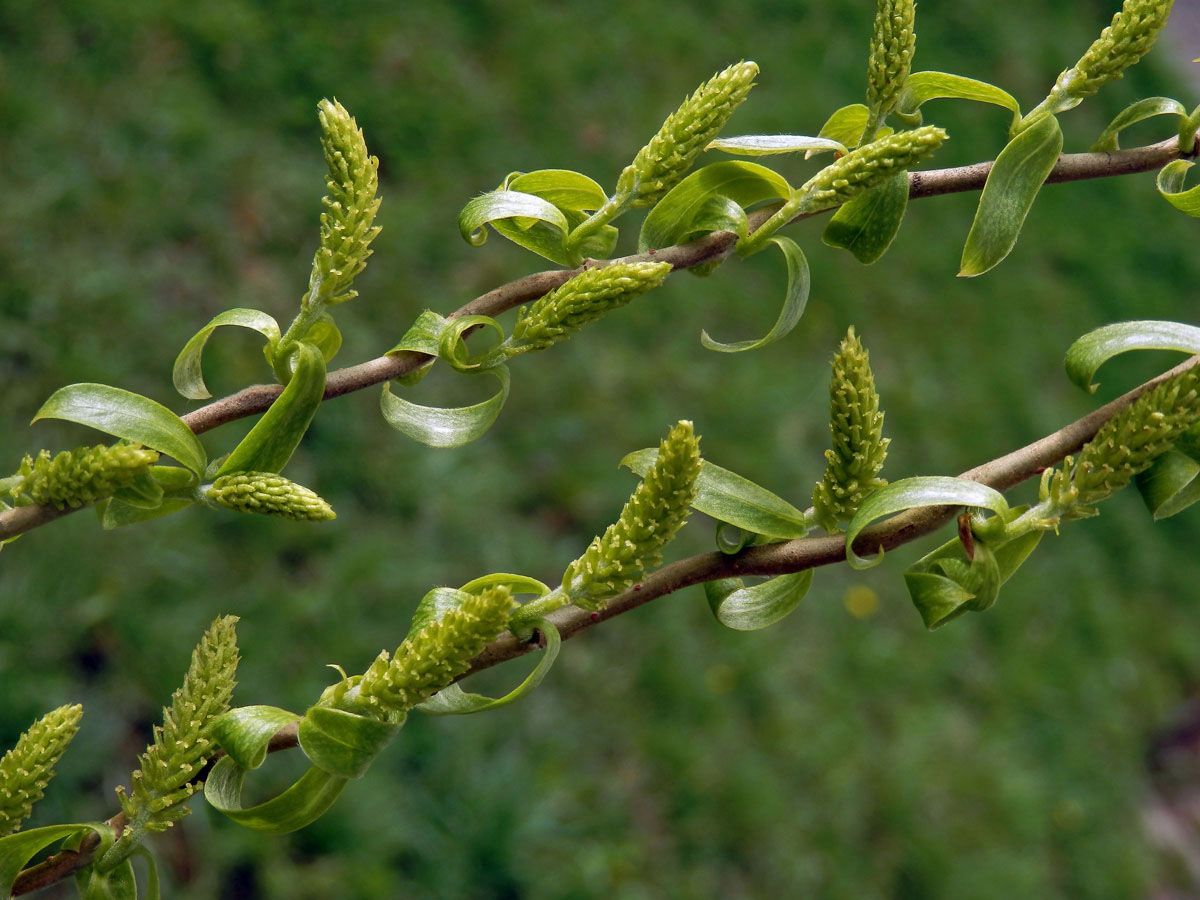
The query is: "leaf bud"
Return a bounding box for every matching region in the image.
[204,471,336,521]
[509,261,672,353]
[563,420,701,609]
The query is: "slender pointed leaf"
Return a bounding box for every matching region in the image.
[844,476,1009,569]
[959,114,1062,277]
[203,756,348,835]
[216,341,325,476]
[896,72,1021,131]
[708,134,848,157]
[33,384,206,475]
[622,448,811,539]
[1,824,108,895]
[701,236,809,352]
[705,570,814,630]
[823,172,909,264]
[380,365,510,448]
[1064,319,1200,393]
[1091,97,1187,152]
[504,170,608,211]
[458,190,573,264]
[172,308,281,400]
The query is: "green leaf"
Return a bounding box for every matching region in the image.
[211,705,301,770]
[436,315,507,372]
[822,171,909,264]
[172,308,281,400]
[417,619,561,715]
[216,342,325,476]
[503,169,608,212]
[1157,159,1200,217]
[97,497,195,530]
[813,104,870,153]
[1,824,107,895]
[622,449,810,539]
[1064,319,1200,393]
[704,570,814,630]
[895,71,1022,132]
[458,189,574,265]
[304,314,343,364]
[707,134,848,157]
[638,161,791,252]
[387,309,445,358]
[380,365,511,448]
[33,384,206,476]
[457,573,553,598]
[844,476,1010,569]
[297,706,402,779]
[959,114,1063,277]
[701,236,809,352]
[1136,447,1200,519]
[203,756,348,835]
[1091,97,1187,152]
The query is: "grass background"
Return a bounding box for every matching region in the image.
[3,1,1200,896]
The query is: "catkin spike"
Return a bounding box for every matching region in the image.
[626,62,758,208]
[0,705,83,837]
[307,99,382,308]
[801,125,945,209]
[204,472,336,521]
[14,444,159,510]
[562,421,701,610]
[865,0,917,128]
[1045,0,1174,107]
[813,328,890,532]
[509,261,672,353]
[115,617,239,836]
[351,586,516,717]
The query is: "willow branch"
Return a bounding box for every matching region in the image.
[0,135,1191,546]
[14,351,1197,898]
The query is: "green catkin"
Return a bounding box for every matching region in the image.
[308,99,382,308]
[352,586,517,718]
[865,0,917,129]
[509,261,673,353]
[627,62,758,208]
[801,125,945,209]
[562,421,701,610]
[204,472,336,521]
[813,328,890,532]
[1047,0,1174,105]
[0,705,83,837]
[115,617,239,837]
[16,444,159,510]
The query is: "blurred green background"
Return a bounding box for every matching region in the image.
[3,1,1200,897]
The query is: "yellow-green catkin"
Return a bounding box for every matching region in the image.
[1071,367,1200,505]
[204,472,336,521]
[1050,0,1173,104]
[813,328,890,532]
[627,62,758,208]
[0,704,82,837]
[801,125,945,209]
[865,0,917,131]
[352,586,516,718]
[309,99,382,308]
[509,261,672,353]
[116,616,239,834]
[16,444,159,509]
[563,421,701,610]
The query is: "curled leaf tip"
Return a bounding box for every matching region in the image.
[563,421,701,608]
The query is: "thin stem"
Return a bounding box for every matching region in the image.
[0,135,1189,543]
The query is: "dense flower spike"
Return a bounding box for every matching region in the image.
[801,125,946,208]
[0,704,82,837]
[203,472,336,521]
[508,261,672,353]
[865,0,917,133]
[1043,0,1174,109]
[112,617,238,847]
[563,421,701,610]
[351,586,516,717]
[12,444,159,510]
[626,62,758,208]
[813,328,890,532]
[307,99,382,308]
